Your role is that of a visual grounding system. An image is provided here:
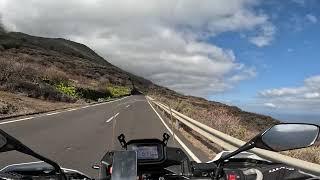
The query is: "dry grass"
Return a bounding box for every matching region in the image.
[150,94,320,164]
[0,91,81,118]
[151,94,266,141]
[177,125,222,160]
[282,146,320,163]
[0,57,76,103]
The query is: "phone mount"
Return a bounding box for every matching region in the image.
[118,133,170,149]
[162,133,170,145]
[118,134,127,149]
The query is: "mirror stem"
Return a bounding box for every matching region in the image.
[213,141,256,180]
[216,141,255,163]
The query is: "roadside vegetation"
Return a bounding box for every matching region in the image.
[0,32,135,117]
[149,94,320,164]
[0,55,131,117]
[107,85,131,97]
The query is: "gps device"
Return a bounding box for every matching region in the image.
[126,139,165,164]
[132,145,159,160]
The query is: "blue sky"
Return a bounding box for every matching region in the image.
[1,0,320,122]
[208,0,320,121]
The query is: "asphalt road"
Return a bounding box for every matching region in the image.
[0,95,208,178]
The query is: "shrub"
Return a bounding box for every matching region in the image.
[76,87,112,101]
[55,83,78,98]
[106,85,131,97]
[38,83,73,102]
[0,59,14,83]
[42,67,69,84]
[1,41,21,49]
[4,80,74,102]
[0,101,17,115]
[0,59,39,84]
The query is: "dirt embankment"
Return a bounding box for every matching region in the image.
[0,91,81,119]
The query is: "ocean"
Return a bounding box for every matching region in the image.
[267,113,320,126]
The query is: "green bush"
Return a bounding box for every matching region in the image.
[107,85,130,97]
[76,87,112,101]
[1,41,21,49]
[55,83,78,98]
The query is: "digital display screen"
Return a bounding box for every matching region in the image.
[132,146,159,160]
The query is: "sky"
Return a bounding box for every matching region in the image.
[0,0,319,122]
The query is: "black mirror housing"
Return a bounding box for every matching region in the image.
[0,129,65,177]
[258,123,320,152]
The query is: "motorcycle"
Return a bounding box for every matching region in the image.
[0,123,319,179]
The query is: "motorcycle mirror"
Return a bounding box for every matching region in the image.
[0,129,65,177]
[0,133,7,150]
[258,123,319,151]
[215,123,320,164]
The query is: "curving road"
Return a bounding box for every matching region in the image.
[0,95,208,178]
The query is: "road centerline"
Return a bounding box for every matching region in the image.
[106,113,120,123]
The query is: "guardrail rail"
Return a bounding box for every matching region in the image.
[146,96,320,176]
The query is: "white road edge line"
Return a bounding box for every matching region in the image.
[0,96,129,125]
[45,112,60,116]
[106,112,120,123]
[0,117,34,125]
[147,99,202,163]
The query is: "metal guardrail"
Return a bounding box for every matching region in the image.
[146,96,320,175]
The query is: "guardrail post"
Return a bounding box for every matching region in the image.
[168,104,176,145]
[175,120,180,129]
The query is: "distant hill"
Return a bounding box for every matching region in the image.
[0,32,154,91]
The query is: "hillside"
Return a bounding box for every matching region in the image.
[0,31,279,135]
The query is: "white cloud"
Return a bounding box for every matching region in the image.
[259,75,320,112]
[264,103,277,108]
[304,92,320,99]
[1,0,274,97]
[249,23,276,47]
[260,87,306,97]
[306,14,318,23]
[291,0,306,6]
[228,67,256,82]
[287,48,294,52]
